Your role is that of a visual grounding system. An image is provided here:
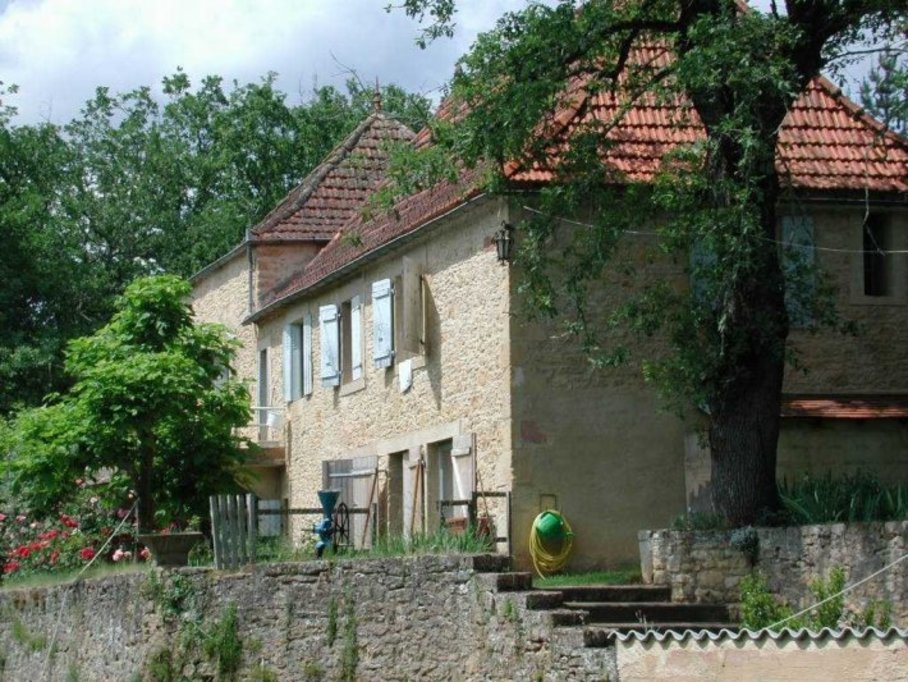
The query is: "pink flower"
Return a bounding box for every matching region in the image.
[112,548,132,563]
[139,547,151,561]
[0,513,6,522]
[79,547,95,561]
[39,529,60,541]
[3,561,19,574]
[14,546,30,559]
[49,550,60,565]
[15,515,26,524]
[60,514,79,528]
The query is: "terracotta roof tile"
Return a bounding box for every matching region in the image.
[251,113,415,242]
[782,395,908,419]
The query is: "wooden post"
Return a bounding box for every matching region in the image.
[360,467,380,548]
[209,496,222,570]
[236,494,248,565]
[246,493,257,563]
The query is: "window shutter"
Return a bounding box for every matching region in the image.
[400,256,424,358]
[782,215,815,327]
[290,322,302,399]
[372,279,394,368]
[351,295,363,380]
[302,313,313,396]
[320,304,341,387]
[282,325,293,402]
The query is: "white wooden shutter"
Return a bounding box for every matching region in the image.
[302,313,313,396]
[372,279,394,368]
[289,322,302,399]
[782,215,815,327]
[282,325,293,402]
[351,295,363,380]
[320,304,341,387]
[450,433,475,520]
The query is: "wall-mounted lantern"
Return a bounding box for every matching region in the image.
[493,221,514,263]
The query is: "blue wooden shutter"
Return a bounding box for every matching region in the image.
[372,279,394,368]
[303,313,313,396]
[320,304,341,387]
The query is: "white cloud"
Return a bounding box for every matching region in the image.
[0,0,534,124]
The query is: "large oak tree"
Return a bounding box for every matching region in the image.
[396,0,906,524]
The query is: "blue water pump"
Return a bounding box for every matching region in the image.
[313,490,349,557]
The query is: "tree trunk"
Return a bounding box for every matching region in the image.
[136,445,155,533]
[708,184,788,525]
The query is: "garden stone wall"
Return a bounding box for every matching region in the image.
[0,554,617,681]
[639,522,908,624]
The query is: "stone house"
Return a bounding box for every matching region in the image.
[191,75,908,570]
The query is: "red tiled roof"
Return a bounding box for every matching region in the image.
[782,395,908,419]
[253,170,483,315]
[251,113,416,242]
[504,48,908,192]
[250,47,906,318]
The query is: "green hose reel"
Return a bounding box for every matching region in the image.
[534,509,569,542]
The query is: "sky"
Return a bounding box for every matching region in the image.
[0,0,536,124]
[0,0,881,126]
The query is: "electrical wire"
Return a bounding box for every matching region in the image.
[528,509,574,578]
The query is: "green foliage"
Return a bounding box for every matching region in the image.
[390,0,905,525]
[10,616,47,652]
[365,526,495,558]
[143,571,197,621]
[145,647,176,682]
[670,511,728,531]
[739,572,801,631]
[3,275,250,530]
[301,660,325,681]
[340,597,359,682]
[730,526,760,564]
[809,566,846,629]
[203,603,243,678]
[326,596,338,647]
[858,599,893,630]
[779,472,908,525]
[860,48,907,135]
[0,76,430,416]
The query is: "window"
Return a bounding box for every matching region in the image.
[341,296,363,384]
[282,314,312,402]
[863,215,892,297]
[372,256,426,369]
[781,215,816,327]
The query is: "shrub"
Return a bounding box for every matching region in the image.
[779,471,908,525]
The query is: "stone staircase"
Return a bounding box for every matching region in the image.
[493,571,737,646]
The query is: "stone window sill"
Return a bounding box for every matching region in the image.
[339,377,366,396]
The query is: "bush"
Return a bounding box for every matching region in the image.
[779,471,908,525]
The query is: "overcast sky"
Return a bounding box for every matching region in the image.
[0,0,539,124]
[0,0,878,126]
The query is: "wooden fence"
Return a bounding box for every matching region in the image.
[209,493,257,569]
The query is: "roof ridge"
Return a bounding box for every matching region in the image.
[810,74,908,150]
[252,112,413,237]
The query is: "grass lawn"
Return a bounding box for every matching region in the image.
[534,568,643,588]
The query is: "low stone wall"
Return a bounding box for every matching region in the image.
[0,554,616,681]
[639,522,908,624]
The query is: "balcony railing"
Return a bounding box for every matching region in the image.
[248,406,285,444]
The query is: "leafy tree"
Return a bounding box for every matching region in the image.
[396,0,906,524]
[0,76,431,415]
[2,275,250,531]
[860,49,907,134]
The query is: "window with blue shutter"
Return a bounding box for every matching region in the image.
[372,279,394,368]
[350,295,363,381]
[303,313,313,396]
[320,304,341,387]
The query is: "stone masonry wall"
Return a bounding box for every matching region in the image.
[0,555,617,682]
[640,521,908,624]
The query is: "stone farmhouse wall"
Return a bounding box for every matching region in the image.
[639,521,908,625]
[256,197,515,544]
[0,555,616,682]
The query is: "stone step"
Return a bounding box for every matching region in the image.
[494,571,534,592]
[472,554,511,573]
[549,608,589,627]
[543,584,671,603]
[524,590,564,610]
[563,601,731,624]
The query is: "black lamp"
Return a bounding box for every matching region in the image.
[494,221,514,263]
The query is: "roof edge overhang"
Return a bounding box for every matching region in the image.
[244,190,490,325]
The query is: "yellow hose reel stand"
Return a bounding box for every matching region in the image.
[529,509,574,578]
